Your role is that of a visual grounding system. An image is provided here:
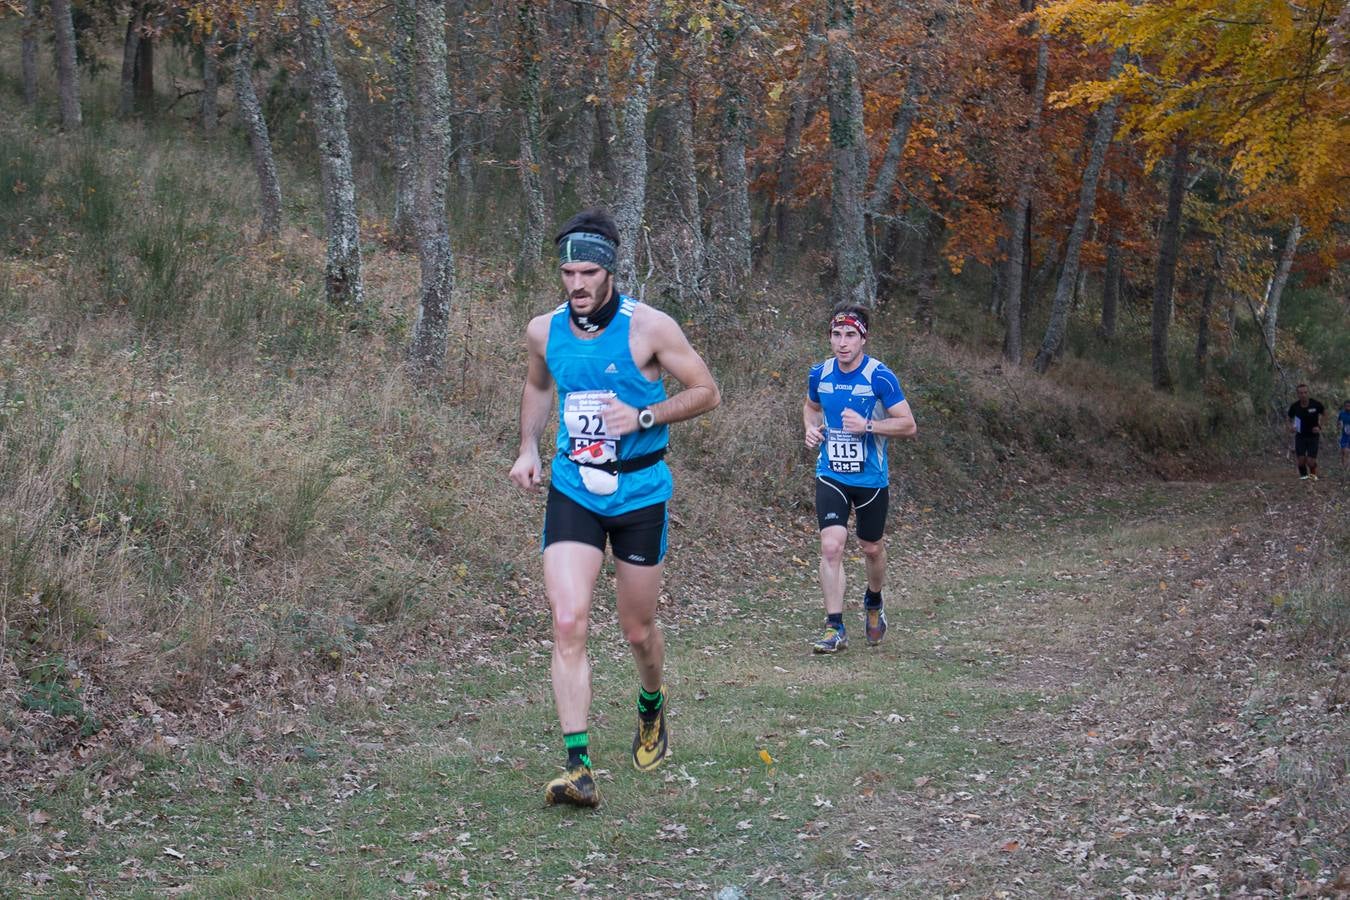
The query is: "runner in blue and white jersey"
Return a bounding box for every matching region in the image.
[803,304,917,654]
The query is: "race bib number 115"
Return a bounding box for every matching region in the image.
[825,430,864,474]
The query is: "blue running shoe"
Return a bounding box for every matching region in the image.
[812,626,848,654]
[865,604,887,646]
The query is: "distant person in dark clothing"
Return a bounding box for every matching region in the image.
[1287,384,1325,481]
[1338,400,1350,470]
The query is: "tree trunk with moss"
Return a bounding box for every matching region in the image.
[826,0,874,307]
[1032,48,1124,373]
[22,0,40,107]
[515,0,549,282]
[299,0,364,307]
[1002,33,1048,364]
[201,27,219,135]
[611,0,659,291]
[235,10,283,241]
[409,0,455,374]
[390,0,417,248]
[1261,216,1301,360]
[51,0,80,128]
[1151,141,1189,391]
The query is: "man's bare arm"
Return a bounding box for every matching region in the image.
[509,317,555,491]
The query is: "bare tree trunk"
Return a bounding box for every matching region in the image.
[299,0,364,307]
[914,207,944,332]
[1151,141,1189,391]
[709,10,752,299]
[119,5,143,118]
[235,10,283,241]
[1098,179,1123,341]
[390,0,417,248]
[659,36,708,305]
[585,4,618,193]
[201,27,219,135]
[135,15,156,112]
[772,18,825,269]
[409,0,455,375]
[610,0,660,291]
[514,0,549,282]
[826,0,875,307]
[1195,253,1218,376]
[1032,48,1124,373]
[1261,216,1302,358]
[51,0,80,129]
[868,66,923,220]
[554,1,598,199]
[1002,33,1048,363]
[22,0,40,107]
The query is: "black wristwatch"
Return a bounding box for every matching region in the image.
[638,407,656,430]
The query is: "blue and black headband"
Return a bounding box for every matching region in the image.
[557,231,617,273]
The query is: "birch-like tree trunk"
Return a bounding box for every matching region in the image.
[772,18,825,268]
[1002,33,1048,363]
[515,0,549,283]
[408,0,455,374]
[201,27,219,135]
[826,0,875,307]
[51,0,80,129]
[611,0,659,291]
[119,5,143,117]
[1151,141,1189,391]
[1261,216,1302,358]
[299,0,364,307]
[22,0,40,107]
[1032,49,1125,373]
[235,10,283,241]
[390,0,416,248]
[867,71,922,219]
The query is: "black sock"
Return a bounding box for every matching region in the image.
[637,686,663,720]
[826,613,844,631]
[564,731,591,769]
[1299,464,1308,476]
[864,589,883,609]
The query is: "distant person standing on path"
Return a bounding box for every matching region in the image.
[803,304,917,654]
[509,208,720,808]
[1338,400,1350,469]
[1287,383,1325,481]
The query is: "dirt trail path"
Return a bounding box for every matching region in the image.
[2,472,1344,897]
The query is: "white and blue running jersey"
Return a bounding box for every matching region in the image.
[807,355,905,488]
[546,295,671,515]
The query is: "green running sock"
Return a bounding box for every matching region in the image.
[637,686,663,719]
[564,730,591,769]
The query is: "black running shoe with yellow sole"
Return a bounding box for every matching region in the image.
[632,689,669,772]
[544,764,600,808]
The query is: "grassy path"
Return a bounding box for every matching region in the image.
[3,473,1345,897]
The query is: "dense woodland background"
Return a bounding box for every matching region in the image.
[1,0,1348,861]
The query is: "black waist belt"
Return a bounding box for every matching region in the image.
[570,447,667,476]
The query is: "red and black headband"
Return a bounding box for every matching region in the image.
[830,312,868,337]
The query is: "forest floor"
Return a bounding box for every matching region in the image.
[2,464,1347,898]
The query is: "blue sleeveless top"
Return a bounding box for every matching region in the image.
[547,295,671,515]
[807,355,906,488]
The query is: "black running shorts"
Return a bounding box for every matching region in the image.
[1294,433,1320,458]
[815,476,889,543]
[543,486,668,566]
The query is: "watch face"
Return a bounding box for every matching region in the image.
[639,409,655,428]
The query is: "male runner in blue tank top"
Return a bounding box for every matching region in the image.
[509,209,721,808]
[804,304,917,654]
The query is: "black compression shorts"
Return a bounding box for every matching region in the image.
[543,486,668,566]
[1294,433,1320,458]
[815,476,889,543]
